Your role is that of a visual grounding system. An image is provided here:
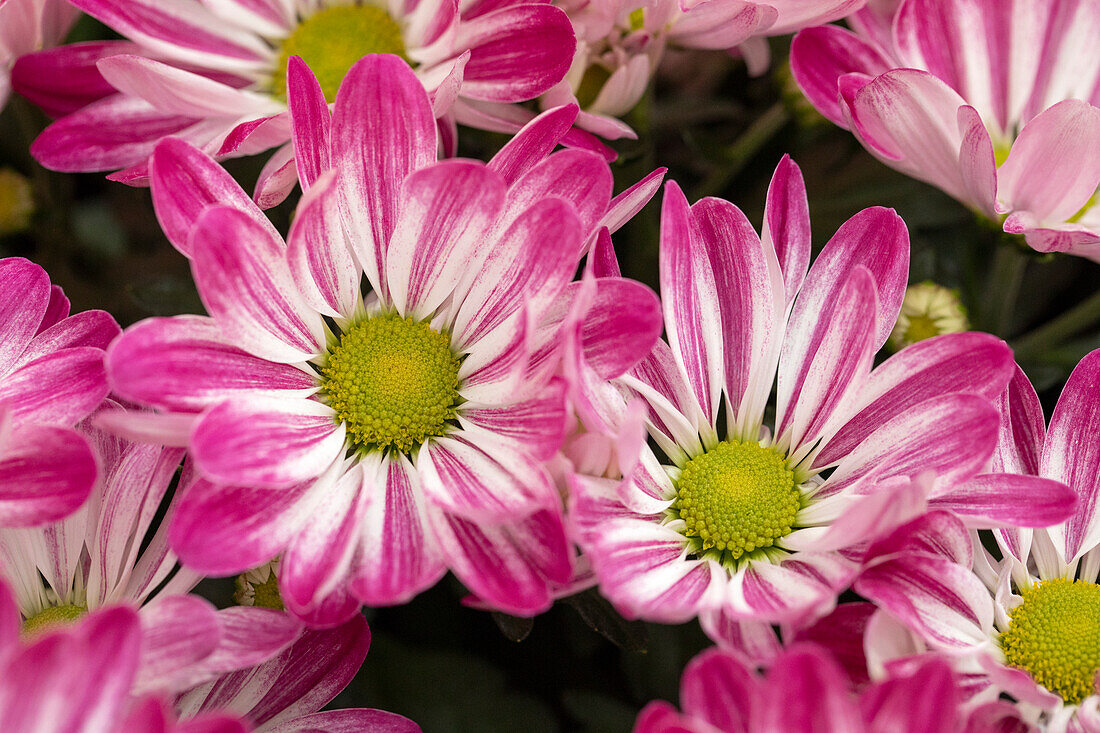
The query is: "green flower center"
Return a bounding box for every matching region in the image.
[1000,577,1100,705]
[235,566,285,610]
[320,312,461,455]
[271,4,408,102]
[22,604,86,636]
[671,440,800,565]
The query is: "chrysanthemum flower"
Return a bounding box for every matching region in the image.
[177,615,420,732]
[0,412,303,695]
[0,0,77,109]
[546,0,863,139]
[108,55,661,624]
[856,352,1100,732]
[0,578,251,733]
[632,642,1022,733]
[0,256,118,527]
[16,0,579,204]
[569,156,1071,646]
[791,0,1100,260]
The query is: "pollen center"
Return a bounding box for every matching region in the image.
[22,604,87,636]
[672,440,800,564]
[272,5,408,102]
[320,312,461,455]
[999,577,1100,705]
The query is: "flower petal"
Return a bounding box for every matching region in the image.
[0,424,96,528]
[286,171,360,319]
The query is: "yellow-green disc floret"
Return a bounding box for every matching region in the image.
[1000,577,1100,705]
[271,5,408,102]
[321,312,461,455]
[22,604,86,636]
[671,440,800,564]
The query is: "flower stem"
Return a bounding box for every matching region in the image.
[984,242,1028,337]
[1011,289,1100,359]
[693,102,790,198]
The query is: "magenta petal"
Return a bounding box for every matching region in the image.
[0,423,96,527]
[419,433,558,522]
[263,710,422,733]
[861,657,958,733]
[855,553,992,649]
[816,332,1013,466]
[0,347,108,426]
[461,381,566,461]
[286,172,360,319]
[757,644,862,732]
[191,397,343,488]
[502,149,612,240]
[38,285,71,334]
[150,137,276,257]
[386,159,506,317]
[134,594,221,694]
[108,316,317,413]
[452,4,574,103]
[430,507,571,615]
[191,206,325,364]
[169,471,326,575]
[571,278,663,380]
[659,181,723,426]
[281,462,370,623]
[789,24,892,127]
[762,155,811,305]
[11,41,126,117]
[930,473,1076,528]
[286,56,332,191]
[332,55,436,294]
[993,364,1045,475]
[488,104,578,184]
[351,455,447,606]
[17,310,120,367]
[1043,349,1100,563]
[679,647,756,732]
[0,257,50,376]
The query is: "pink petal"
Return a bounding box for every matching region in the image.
[0,424,96,527]
[149,137,276,257]
[11,41,126,117]
[286,171,360,319]
[669,0,777,50]
[501,149,613,241]
[762,155,811,305]
[17,310,120,367]
[816,332,1013,466]
[487,104,578,185]
[930,473,1076,528]
[861,656,958,733]
[998,99,1100,222]
[756,644,862,732]
[0,256,50,376]
[659,181,724,426]
[263,710,421,733]
[993,364,1045,475]
[599,167,667,235]
[134,594,221,694]
[191,397,343,488]
[0,347,108,426]
[280,462,371,624]
[789,24,892,127]
[385,160,506,317]
[286,55,331,191]
[332,55,436,295]
[571,278,664,380]
[190,206,324,363]
[679,647,756,733]
[419,433,558,522]
[450,4,574,102]
[107,315,317,413]
[957,105,998,211]
[461,381,566,461]
[1043,349,1100,563]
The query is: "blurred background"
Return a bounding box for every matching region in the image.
[3,17,1098,732]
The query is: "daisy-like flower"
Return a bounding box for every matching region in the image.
[886,280,968,352]
[177,615,420,732]
[544,0,863,139]
[107,55,661,625]
[569,155,1072,647]
[632,642,1023,733]
[791,0,1100,260]
[0,256,118,528]
[0,0,77,109]
[856,352,1100,732]
[0,578,250,733]
[15,0,579,204]
[0,412,303,696]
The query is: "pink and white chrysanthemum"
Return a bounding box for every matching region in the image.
[177,615,419,732]
[0,0,77,109]
[0,578,250,733]
[545,0,863,139]
[632,642,1024,733]
[856,351,1100,732]
[0,256,119,527]
[16,0,579,203]
[107,55,661,625]
[0,412,304,695]
[791,0,1100,260]
[569,155,1073,646]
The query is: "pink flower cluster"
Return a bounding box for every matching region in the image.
[1,0,1100,730]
